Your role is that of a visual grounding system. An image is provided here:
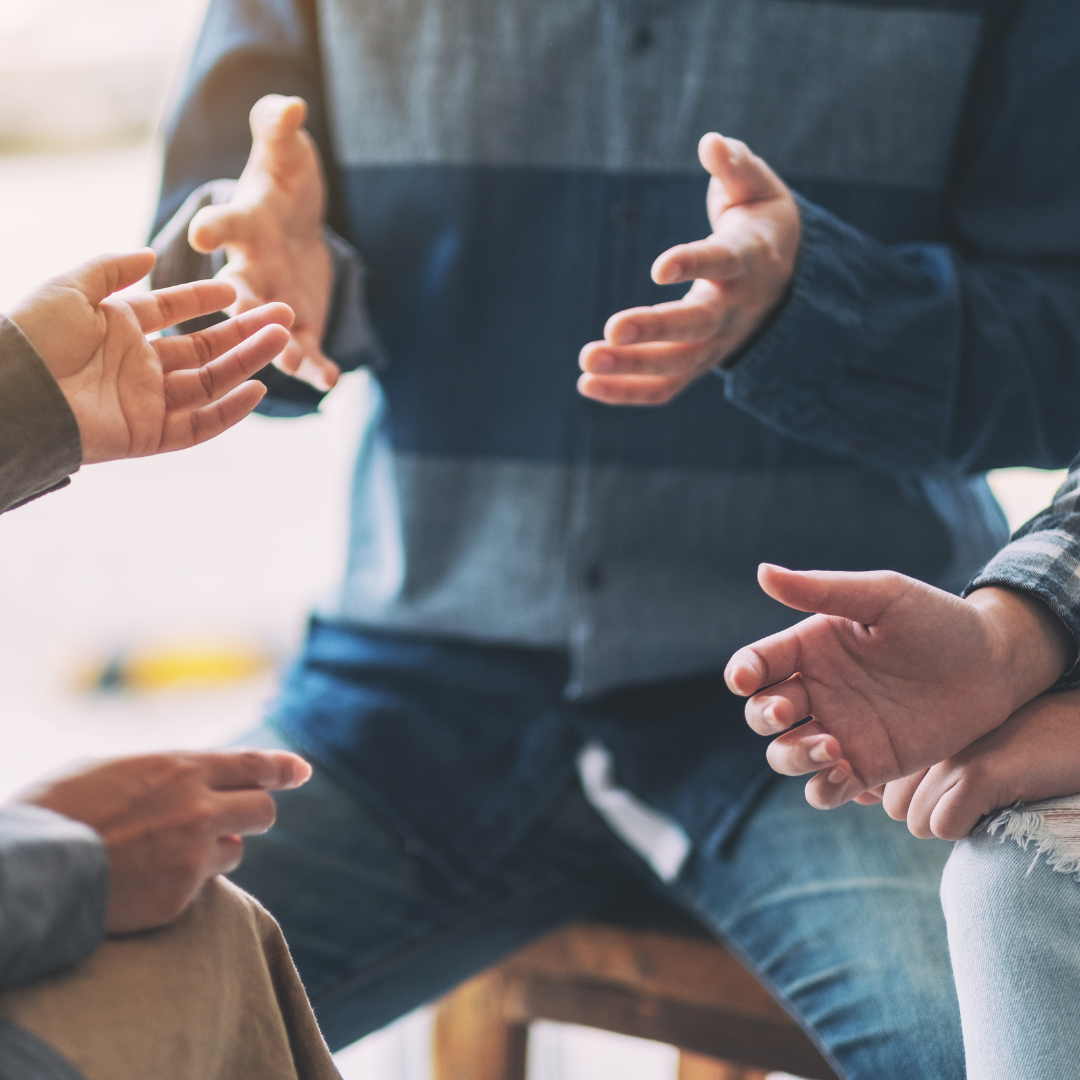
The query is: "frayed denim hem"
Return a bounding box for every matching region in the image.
[985,796,1080,881]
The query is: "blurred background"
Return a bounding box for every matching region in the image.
[0,2,1066,1077]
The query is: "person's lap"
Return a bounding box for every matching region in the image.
[233,724,963,1077]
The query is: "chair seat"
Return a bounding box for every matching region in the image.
[433,920,839,1080]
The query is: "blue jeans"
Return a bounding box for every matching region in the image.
[233,725,964,1079]
[942,826,1080,1080]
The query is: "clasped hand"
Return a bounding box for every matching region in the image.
[725,564,1076,837]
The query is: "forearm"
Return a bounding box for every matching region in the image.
[0,807,107,990]
[0,316,81,514]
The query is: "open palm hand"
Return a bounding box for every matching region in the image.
[8,249,293,463]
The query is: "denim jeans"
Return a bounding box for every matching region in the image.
[233,725,963,1079]
[942,827,1080,1080]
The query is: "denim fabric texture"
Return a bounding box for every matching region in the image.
[234,725,963,1079]
[942,827,1080,1080]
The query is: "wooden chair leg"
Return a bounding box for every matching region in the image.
[677,1049,769,1080]
[433,969,529,1080]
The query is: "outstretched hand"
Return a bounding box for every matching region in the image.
[16,749,312,934]
[578,133,800,406]
[724,564,1072,809]
[188,94,337,392]
[7,249,293,463]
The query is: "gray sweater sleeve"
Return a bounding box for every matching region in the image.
[0,315,82,514]
[0,805,108,990]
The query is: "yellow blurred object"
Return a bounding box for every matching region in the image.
[76,642,273,694]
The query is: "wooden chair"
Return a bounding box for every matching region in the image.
[432,913,839,1080]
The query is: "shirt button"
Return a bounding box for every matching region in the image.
[583,565,605,591]
[611,200,640,230]
[631,25,655,51]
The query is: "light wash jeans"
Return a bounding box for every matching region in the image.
[233,724,964,1079]
[942,824,1080,1079]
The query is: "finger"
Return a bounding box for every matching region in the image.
[157,302,295,373]
[209,835,245,876]
[745,673,812,736]
[853,789,884,805]
[159,382,267,451]
[580,338,714,379]
[601,285,724,347]
[766,724,842,776]
[725,624,805,698]
[274,334,340,390]
[651,234,750,287]
[189,203,260,254]
[208,789,279,837]
[699,133,788,209]
[804,761,865,810]
[881,772,927,822]
[164,324,289,409]
[195,749,313,792]
[756,563,907,624]
[249,93,308,150]
[64,249,157,306]
[124,280,239,334]
[577,370,689,406]
[927,779,984,841]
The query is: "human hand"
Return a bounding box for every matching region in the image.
[724,564,1073,809]
[15,749,312,934]
[188,94,337,391]
[7,249,293,463]
[578,133,800,406]
[870,688,1080,840]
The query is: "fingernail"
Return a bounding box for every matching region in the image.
[590,352,616,374]
[763,704,782,731]
[662,262,683,282]
[617,322,641,344]
[826,766,846,785]
[808,740,834,764]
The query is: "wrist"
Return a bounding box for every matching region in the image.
[965,586,1074,713]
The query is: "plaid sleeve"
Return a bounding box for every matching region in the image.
[964,458,1080,689]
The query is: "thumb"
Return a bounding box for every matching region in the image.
[65,249,157,306]
[699,133,786,208]
[189,202,254,254]
[757,563,905,625]
[248,94,309,161]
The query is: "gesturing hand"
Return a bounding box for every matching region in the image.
[188,94,337,392]
[724,564,1073,809]
[876,688,1080,840]
[578,133,800,406]
[7,249,293,464]
[16,749,312,934]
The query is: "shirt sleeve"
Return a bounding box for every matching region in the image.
[964,459,1080,690]
[719,0,1080,476]
[0,805,107,990]
[0,316,82,515]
